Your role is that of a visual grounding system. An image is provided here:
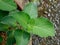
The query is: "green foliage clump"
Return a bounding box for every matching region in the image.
[0,0,55,45]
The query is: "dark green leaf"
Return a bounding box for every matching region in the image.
[0,10,9,21]
[14,30,30,45]
[1,16,17,27]
[27,17,55,37]
[0,36,3,43]
[0,23,9,31]
[6,37,15,45]
[23,2,38,18]
[0,0,17,11]
[6,31,16,45]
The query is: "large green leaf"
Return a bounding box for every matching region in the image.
[27,17,55,37]
[0,0,17,11]
[10,11,55,37]
[14,30,30,45]
[1,16,17,27]
[9,11,30,29]
[23,2,38,19]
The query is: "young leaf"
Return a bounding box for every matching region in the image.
[1,16,17,27]
[0,0,17,11]
[9,11,30,29]
[14,30,30,45]
[23,2,38,19]
[27,17,55,37]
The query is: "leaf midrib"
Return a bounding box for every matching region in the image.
[33,25,54,35]
[27,24,54,36]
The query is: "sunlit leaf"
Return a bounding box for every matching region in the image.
[0,0,17,11]
[23,2,38,18]
[27,17,55,37]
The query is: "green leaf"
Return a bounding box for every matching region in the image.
[10,11,30,29]
[14,30,30,45]
[1,16,17,27]
[10,11,55,37]
[6,31,16,45]
[0,10,9,21]
[0,36,3,43]
[0,0,17,11]
[6,37,15,45]
[27,17,55,37]
[7,30,15,37]
[23,2,38,19]
[0,23,9,31]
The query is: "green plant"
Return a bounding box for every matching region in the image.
[0,0,55,45]
[0,36,3,43]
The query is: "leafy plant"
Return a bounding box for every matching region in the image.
[0,0,55,45]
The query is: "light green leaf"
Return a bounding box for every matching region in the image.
[23,2,38,18]
[1,16,17,27]
[14,30,30,45]
[10,11,30,29]
[27,17,55,37]
[0,0,17,11]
